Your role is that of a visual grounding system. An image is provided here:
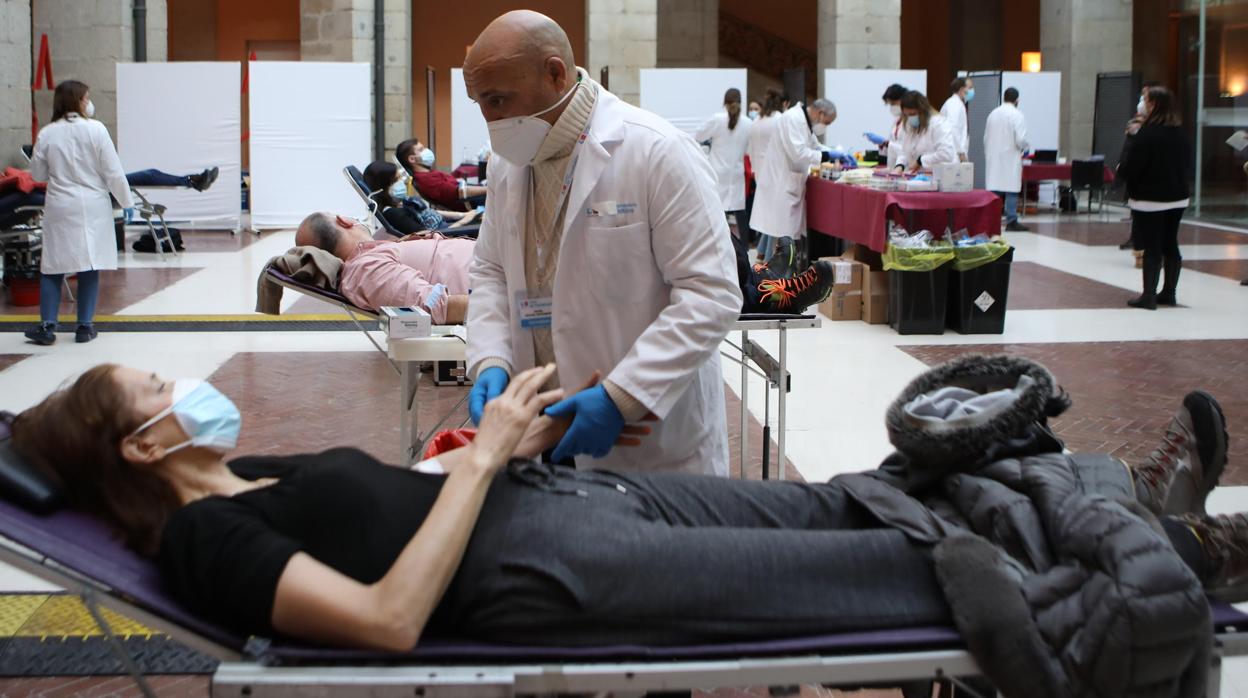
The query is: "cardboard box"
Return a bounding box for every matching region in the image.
[817,257,863,321]
[862,269,891,324]
[379,305,432,338]
[933,162,974,192]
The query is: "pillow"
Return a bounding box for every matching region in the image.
[0,412,63,513]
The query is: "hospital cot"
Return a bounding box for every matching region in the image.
[342,166,482,240]
[0,415,1244,698]
[263,266,821,476]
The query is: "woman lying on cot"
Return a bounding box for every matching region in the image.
[5,356,1239,693]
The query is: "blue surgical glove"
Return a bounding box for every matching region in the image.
[469,367,510,425]
[864,132,887,146]
[545,385,625,463]
[837,154,858,170]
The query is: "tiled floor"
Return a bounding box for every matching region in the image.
[1,212,1247,695]
[0,268,203,317]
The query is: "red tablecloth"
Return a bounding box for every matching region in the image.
[1022,163,1115,183]
[806,178,1003,253]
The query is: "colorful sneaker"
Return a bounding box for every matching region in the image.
[768,236,797,279]
[23,323,56,346]
[757,261,834,313]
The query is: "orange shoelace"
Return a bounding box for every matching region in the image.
[757,269,818,309]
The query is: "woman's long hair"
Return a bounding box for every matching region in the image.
[900,91,937,134]
[762,87,787,117]
[10,365,182,555]
[1143,86,1181,127]
[51,80,89,122]
[363,161,401,209]
[724,88,742,131]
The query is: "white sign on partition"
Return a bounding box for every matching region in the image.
[823,69,927,153]
[451,68,490,169]
[249,62,370,230]
[117,62,242,228]
[1001,71,1061,152]
[640,69,748,136]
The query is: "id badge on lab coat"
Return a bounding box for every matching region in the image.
[517,292,553,329]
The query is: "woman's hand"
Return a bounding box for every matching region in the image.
[513,371,654,459]
[464,364,559,474]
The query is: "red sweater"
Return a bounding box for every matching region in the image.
[412,169,466,211]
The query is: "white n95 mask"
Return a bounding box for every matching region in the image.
[890,104,902,118]
[812,122,828,137]
[486,82,578,166]
[131,379,242,454]
[84,100,95,118]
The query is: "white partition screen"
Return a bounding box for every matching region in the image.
[249,62,370,229]
[117,62,241,228]
[823,69,927,152]
[451,68,490,168]
[1001,71,1061,152]
[640,69,748,136]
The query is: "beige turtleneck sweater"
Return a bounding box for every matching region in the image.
[477,70,648,422]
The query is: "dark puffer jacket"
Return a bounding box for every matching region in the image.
[835,355,1211,698]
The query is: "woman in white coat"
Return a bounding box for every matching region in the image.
[25,80,132,346]
[749,91,836,270]
[893,91,958,175]
[983,87,1030,232]
[695,88,752,232]
[745,91,782,265]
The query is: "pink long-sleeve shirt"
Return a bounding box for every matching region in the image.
[338,235,474,323]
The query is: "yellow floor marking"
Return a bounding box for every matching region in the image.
[0,595,49,637]
[14,595,158,639]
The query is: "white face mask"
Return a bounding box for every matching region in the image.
[83,100,95,118]
[889,104,902,117]
[812,122,827,137]
[486,82,578,166]
[1137,97,1146,116]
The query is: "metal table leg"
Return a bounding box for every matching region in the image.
[778,323,787,481]
[739,328,749,480]
[400,360,419,465]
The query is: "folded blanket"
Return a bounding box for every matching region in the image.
[255,246,343,314]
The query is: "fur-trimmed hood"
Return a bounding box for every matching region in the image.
[885,354,1070,470]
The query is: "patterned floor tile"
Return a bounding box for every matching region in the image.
[174,230,271,252]
[1026,219,1248,247]
[0,268,202,317]
[1184,259,1248,283]
[1008,262,1136,310]
[0,355,28,373]
[209,351,797,481]
[901,340,1248,485]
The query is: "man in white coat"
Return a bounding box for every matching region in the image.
[940,77,973,162]
[462,10,742,476]
[984,87,1031,232]
[748,99,836,274]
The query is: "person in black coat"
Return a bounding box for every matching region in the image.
[1117,86,1191,309]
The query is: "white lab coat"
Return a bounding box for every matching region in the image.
[886,116,906,169]
[466,87,742,476]
[695,112,752,212]
[29,114,132,275]
[983,103,1030,193]
[896,115,959,171]
[749,104,823,240]
[940,95,969,158]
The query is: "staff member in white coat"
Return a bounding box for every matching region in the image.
[893,91,958,175]
[940,77,973,162]
[695,88,752,235]
[983,87,1031,232]
[746,89,784,266]
[25,80,132,346]
[864,83,909,169]
[749,96,837,275]
[462,11,741,476]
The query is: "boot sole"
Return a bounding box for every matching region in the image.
[1164,391,1229,516]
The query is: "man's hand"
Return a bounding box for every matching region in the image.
[469,367,510,425]
[544,385,626,463]
[515,372,652,459]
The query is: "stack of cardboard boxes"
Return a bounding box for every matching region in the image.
[817,244,890,325]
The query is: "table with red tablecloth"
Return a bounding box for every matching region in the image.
[1022,162,1116,183]
[806,177,1003,253]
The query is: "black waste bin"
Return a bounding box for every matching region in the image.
[946,247,1014,334]
[889,265,949,335]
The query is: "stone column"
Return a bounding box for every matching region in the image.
[301,0,411,158]
[1042,0,1132,158]
[30,0,168,139]
[657,0,718,68]
[587,0,658,106]
[1,0,31,168]
[816,0,901,98]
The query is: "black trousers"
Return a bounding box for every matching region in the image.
[444,465,952,646]
[1132,207,1184,263]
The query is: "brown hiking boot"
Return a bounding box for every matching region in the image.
[1131,391,1228,516]
[1176,512,1248,595]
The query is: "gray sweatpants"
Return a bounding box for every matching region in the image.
[441,463,952,645]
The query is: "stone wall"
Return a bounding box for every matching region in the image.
[587,0,658,106]
[657,0,718,68]
[816,0,901,97]
[1042,0,1132,158]
[1,0,31,168]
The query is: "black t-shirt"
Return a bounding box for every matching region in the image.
[157,448,445,636]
